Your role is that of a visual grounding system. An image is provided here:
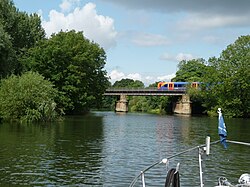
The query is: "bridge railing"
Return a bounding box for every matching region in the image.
[105,87,157,91]
[104,87,187,96]
[105,87,187,91]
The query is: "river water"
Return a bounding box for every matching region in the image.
[0,112,249,186]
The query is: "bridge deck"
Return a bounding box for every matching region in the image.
[104,88,186,96]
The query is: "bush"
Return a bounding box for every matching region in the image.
[0,71,62,122]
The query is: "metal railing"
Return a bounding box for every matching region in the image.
[129,138,250,187]
[104,87,187,96]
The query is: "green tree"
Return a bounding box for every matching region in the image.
[0,0,16,31]
[113,78,144,88]
[0,71,61,122]
[0,0,45,51]
[146,82,171,114]
[111,79,145,112]
[22,30,109,113]
[204,35,250,117]
[0,0,45,77]
[171,59,209,114]
[173,58,207,82]
[0,24,16,78]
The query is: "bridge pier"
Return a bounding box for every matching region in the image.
[115,95,128,112]
[173,95,192,115]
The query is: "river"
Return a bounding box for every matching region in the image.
[0,112,249,186]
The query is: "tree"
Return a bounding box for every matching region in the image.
[21,30,109,114]
[171,59,209,114]
[146,82,172,114]
[0,71,60,122]
[113,78,144,88]
[172,58,207,82]
[0,0,45,51]
[0,0,16,31]
[0,0,45,77]
[205,35,250,117]
[0,24,16,78]
[111,79,145,112]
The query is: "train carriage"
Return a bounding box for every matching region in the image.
[157,82,200,90]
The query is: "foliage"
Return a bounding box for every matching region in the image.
[129,95,170,114]
[101,79,143,111]
[0,71,61,122]
[0,0,45,51]
[114,80,171,114]
[21,30,109,114]
[203,35,250,117]
[102,36,250,117]
[10,12,45,53]
[0,0,45,77]
[101,95,117,111]
[145,82,172,114]
[113,78,144,88]
[130,96,148,112]
[172,58,207,82]
[102,80,171,114]
[0,24,16,78]
[105,36,250,117]
[169,59,208,114]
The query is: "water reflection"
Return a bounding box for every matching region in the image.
[0,115,104,186]
[0,112,249,186]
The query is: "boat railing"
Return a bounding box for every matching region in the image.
[129,138,250,187]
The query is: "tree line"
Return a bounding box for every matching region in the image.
[0,0,109,122]
[104,36,250,118]
[0,0,249,122]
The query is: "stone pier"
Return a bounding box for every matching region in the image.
[115,95,128,112]
[173,95,192,115]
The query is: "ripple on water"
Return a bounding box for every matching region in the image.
[0,112,249,186]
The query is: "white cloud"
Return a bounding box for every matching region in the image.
[42,2,117,50]
[160,52,195,62]
[108,70,142,83]
[176,53,194,62]
[132,33,170,47]
[127,73,142,80]
[108,70,175,86]
[59,0,82,12]
[60,0,72,12]
[108,70,125,81]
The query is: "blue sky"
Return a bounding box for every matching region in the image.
[13,0,250,85]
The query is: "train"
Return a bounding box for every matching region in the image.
[157,82,200,90]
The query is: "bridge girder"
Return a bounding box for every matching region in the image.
[104,88,186,96]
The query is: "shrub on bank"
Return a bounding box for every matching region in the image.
[0,71,62,122]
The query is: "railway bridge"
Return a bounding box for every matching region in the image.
[104,88,192,115]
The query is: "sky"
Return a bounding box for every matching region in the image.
[13,0,250,86]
